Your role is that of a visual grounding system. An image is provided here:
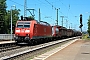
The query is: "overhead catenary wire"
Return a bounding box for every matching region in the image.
[8,0,64,24]
[8,0,46,18]
[8,0,74,18]
[44,0,65,16]
[58,0,75,18]
[9,0,24,7]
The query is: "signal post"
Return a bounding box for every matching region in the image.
[79,14,83,32]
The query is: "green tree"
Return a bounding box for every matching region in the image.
[5,9,20,33]
[28,16,35,20]
[0,0,7,33]
[87,16,90,36]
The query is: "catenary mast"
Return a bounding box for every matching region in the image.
[24,0,27,17]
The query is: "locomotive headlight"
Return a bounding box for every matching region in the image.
[25,30,30,33]
[16,30,20,32]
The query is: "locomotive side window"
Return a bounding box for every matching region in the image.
[34,24,37,28]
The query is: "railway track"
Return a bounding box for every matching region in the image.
[0,45,25,53]
[0,41,29,53]
[0,36,81,60]
[0,43,16,51]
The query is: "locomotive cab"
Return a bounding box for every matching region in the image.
[14,20,37,43]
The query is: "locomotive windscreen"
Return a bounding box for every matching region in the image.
[17,22,30,28]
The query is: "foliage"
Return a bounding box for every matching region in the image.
[0,0,7,33]
[28,16,35,20]
[82,34,90,40]
[0,0,20,34]
[5,9,20,33]
[87,16,90,36]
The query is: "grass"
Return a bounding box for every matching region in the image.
[82,34,90,40]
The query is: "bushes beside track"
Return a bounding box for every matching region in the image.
[82,34,90,40]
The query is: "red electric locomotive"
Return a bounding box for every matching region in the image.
[14,17,52,44]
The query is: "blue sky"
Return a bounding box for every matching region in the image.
[6,0,90,31]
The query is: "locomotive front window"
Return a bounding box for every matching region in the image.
[17,22,23,28]
[17,25,23,28]
[24,22,30,24]
[17,22,30,28]
[18,22,24,24]
[24,25,30,28]
[24,22,30,28]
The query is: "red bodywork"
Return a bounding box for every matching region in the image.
[33,23,52,38]
[14,20,52,42]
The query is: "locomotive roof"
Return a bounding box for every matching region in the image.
[19,16,50,26]
[17,20,50,26]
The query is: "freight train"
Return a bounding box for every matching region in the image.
[14,17,82,44]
